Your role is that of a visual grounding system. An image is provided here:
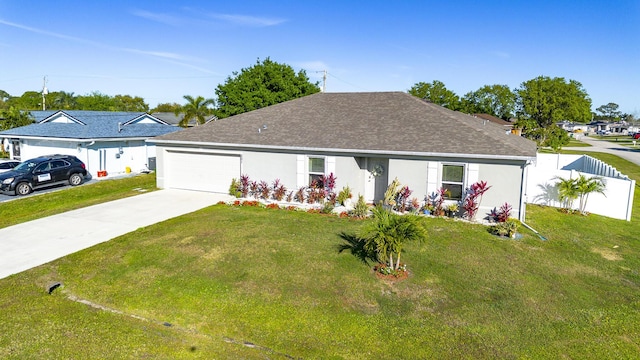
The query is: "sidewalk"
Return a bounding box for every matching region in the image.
[0,189,233,280]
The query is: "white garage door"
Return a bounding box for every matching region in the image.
[166,151,241,193]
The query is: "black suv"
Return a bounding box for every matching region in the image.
[0,154,87,196]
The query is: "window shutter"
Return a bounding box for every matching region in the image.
[467,163,479,185]
[326,156,336,175]
[427,161,439,195]
[297,155,305,188]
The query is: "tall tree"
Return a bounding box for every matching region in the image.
[516,76,592,127]
[76,91,116,111]
[113,95,149,112]
[6,91,42,110]
[461,84,515,120]
[595,102,622,121]
[408,80,460,110]
[0,107,34,130]
[51,91,78,110]
[214,57,320,119]
[0,90,10,103]
[151,102,182,113]
[175,95,215,127]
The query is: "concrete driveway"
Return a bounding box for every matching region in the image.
[0,189,233,280]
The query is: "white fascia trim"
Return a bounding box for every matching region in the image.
[149,140,537,162]
[6,136,151,142]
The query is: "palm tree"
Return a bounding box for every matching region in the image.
[175,95,215,127]
[53,91,77,110]
[554,176,579,209]
[575,175,606,215]
[359,206,427,271]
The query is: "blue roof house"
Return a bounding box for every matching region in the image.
[0,111,181,178]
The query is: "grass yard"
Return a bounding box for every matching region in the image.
[1,160,640,358]
[0,173,157,229]
[566,138,591,147]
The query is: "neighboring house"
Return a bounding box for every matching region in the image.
[150,92,537,220]
[151,112,217,127]
[473,113,514,134]
[608,122,639,135]
[588,121,610,134]
[557,121,589,133]
[0,111,181,177]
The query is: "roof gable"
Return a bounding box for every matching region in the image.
[0,111,180,140]
[152,92,537,159]
[123,113,170,126]
[40,111,86,125]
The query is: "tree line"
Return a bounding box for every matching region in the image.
[0,58,634,151]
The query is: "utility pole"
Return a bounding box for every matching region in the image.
[316,70,327,92]
[322,70,326,92]
[41,76,48,110]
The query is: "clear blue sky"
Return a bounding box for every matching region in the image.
[1,1,638,115]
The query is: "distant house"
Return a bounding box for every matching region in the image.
[472,114,514,134]
[150,92,537,221]
[0,111,181,177]
[588,121,611,134]
[150,112,217,127]
[557,121,589,134]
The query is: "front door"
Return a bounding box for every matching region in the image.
[365,158,389,204]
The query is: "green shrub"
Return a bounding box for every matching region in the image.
[490,218,519,238]
[350,194,369,218]
[228,178,241,198]
[336,186,352,205]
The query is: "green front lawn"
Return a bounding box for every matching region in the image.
[1,161,639,358]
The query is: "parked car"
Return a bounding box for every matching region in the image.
[632,132,640,140]
[597,129,612,135]
[0,154,87,195]
[0,159,20,173]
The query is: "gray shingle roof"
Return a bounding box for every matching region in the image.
[0,111,180,139]
[152,92,537,159]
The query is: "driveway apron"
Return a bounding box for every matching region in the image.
[0,189,233,280]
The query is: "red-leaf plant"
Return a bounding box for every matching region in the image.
[490,202,512,223]
[396,185,413,212]
[271,179,287,201]
[258,180,270,200]
[249,181,259,199]
[240,174,251,198]
[295,186,307,203]
[462,181,491,220]
[428,187,449,216]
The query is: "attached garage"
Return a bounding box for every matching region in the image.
[164,150,241,193]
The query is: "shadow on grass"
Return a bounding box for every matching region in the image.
[336,232,377,265]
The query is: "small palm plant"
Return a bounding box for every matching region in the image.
[359,206,427,273]
[555,174,606,215]
[575,175,606,215]
[554,176,579,209]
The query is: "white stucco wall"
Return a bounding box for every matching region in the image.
[155,144,529,219]
[478,162,525,219]
[242,151,298,190]
[17,139,154,178]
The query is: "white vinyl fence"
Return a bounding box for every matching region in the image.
[526,153,635,221]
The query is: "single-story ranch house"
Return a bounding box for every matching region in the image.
[0,110,181,178]
[150,92,537,220]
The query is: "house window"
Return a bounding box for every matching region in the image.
[442,164,465,200]
[308,157,325,185]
